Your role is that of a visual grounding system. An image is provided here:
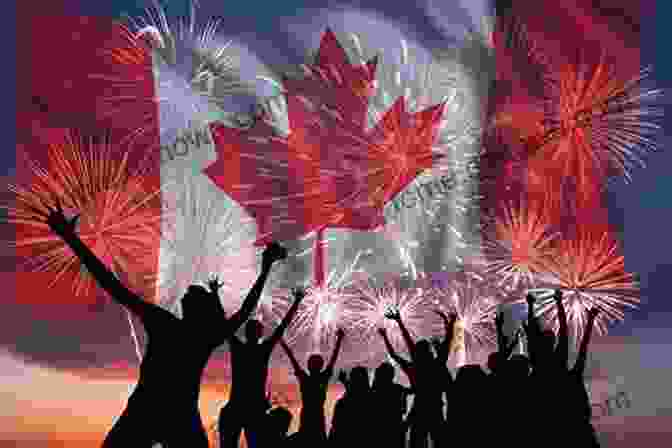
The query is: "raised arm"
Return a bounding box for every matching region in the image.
[46,203,155,319]
[495,311,507,354]
[434,311,458,364]
[572,307,600,377]
[265,287,305,349]
[385,309,416,361]
[325,329,345,375]
[524,293,542,367]
[378,328,411,373]
[227,242,287,332]
[281,339,306,379]
[553,290,569,368]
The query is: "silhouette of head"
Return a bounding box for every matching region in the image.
[245,319,263,343]
[349,366,369,393]
[307,354,324,374]
[181,285,218,320]
[374,362,395,385]
[267,406,292,437]
[414,339,434,363]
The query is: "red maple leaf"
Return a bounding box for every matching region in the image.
[205,30,445,246]
[281,28,378,131]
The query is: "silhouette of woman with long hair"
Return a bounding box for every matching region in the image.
[218,287,305,448]
[281,329,345,444]
[44,202,287,447]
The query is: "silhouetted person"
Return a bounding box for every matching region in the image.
[371,362,414,448]
[431,310,458,404]
[548,292,602,447]
[44,202,287,448]
[450,364,490,436]
[281,329,345,444]
[486,311,525,447]
[218,287,305,448]
[380,309,445,448]
[329,366,371,447]
[487,311,520,377]
[525,291,601,447]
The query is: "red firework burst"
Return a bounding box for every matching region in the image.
[481,199,558,293]
[528,52,661,196]
[533,225,639,344]
[5,131,161,306]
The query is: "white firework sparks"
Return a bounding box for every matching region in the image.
[430,276,499,366]
[157,173,258,316]
[346,33,482,264]
[283,250,370,352]
[348,280,437,365]
[93,0,253,149]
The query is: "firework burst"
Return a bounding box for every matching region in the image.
[429,276,499,366]
[534,52,663,187]
[347,280,437,366]
[281,249,370,354]
[5,132,161,362]
[6,132,161,301]
[481,200,558,293]
[93,0,251,149]
[531,228,639,344]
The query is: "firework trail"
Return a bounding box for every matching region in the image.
[429,276,499,366]
[530,227,639,345]
[157,172,259,316]
[480,200,558,293]
[4,131,161,362]
[93,0,252,150]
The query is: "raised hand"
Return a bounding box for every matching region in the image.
[207,275,224,295]
[262,242,288,266]
[384,308,402,321]
[588,307,601,319]
[336,328,345,339]
[46,200,79,237]
[553,289,563,301]
[377,327,386,337]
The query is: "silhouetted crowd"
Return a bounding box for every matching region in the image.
[44,202,601,447]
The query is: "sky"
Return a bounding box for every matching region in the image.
[6,0,672,446]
